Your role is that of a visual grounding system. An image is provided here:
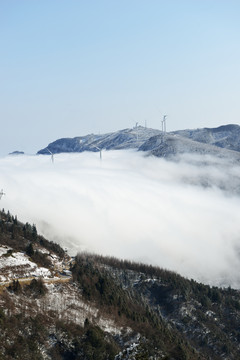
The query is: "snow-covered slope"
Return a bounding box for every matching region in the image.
[139,132,240,162]
[0,245,51,282]
[37,126,162,154]
[37,124,240,162]
[173,124,240,152]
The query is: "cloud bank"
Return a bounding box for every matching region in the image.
[1,150,240,288]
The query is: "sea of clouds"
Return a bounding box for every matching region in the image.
[1,150,240,288]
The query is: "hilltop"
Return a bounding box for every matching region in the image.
[37,127,162,155]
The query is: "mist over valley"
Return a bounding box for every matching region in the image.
[1,126,240,289]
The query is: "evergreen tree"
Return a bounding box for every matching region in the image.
[26,243,34,257]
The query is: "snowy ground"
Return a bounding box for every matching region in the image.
[0,246,51,282]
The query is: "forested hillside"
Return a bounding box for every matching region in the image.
[0,210,240,359]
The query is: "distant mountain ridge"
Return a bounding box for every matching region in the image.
[37,127,162,154]
[139,132,240,161]
[37,124,240,160]
[173,124,240,152]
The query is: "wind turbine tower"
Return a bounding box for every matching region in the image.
[0,189,5,200]
[162,115,167,133]
[135,122,139,141]
[46,148,54,163]
[93,146,102,160]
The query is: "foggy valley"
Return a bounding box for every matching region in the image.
[1,148,240,289]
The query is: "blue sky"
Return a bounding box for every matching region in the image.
[1,0,240,155]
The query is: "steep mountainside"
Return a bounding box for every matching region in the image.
[94,255,240,360]
[1,210,240,359]
[0,210,201,359]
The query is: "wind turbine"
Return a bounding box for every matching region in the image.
[92,146,102,160]
[0,189,5,200]
[135,122,139,141]
[46,148,54,163]
[162,115,167,133]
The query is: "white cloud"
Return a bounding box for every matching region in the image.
[1,150,240,288]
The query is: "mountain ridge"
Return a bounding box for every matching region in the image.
[37,127,162,155]
[37,124,240,160]
[173,123,240,152]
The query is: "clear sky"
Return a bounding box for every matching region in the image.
[1,0,240,155]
